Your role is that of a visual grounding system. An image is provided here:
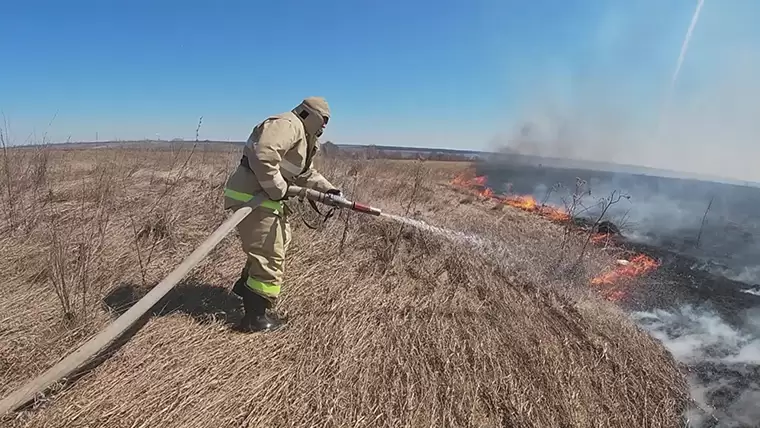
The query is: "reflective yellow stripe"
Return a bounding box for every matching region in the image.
[223,188,254,202]
[223,188,283,214]
[246,276,281,298]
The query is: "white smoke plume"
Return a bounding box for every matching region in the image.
[632,305,760,427]
[478,3,760,424]
[489,1,760,184]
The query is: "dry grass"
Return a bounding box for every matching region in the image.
[0,145,688,427]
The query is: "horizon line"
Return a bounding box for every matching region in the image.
[8,138,760,188]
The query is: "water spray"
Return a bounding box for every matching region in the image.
[284,185,492,247]
[380,213,490,247]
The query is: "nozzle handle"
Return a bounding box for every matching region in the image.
[285,185,381,215]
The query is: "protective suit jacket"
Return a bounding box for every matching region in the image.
[223,107,335,301]
[223,110,335,211]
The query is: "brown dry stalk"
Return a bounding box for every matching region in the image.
[0,146,688,428]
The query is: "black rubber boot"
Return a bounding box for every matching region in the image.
[233,287,283,333]
[232,264,249,298]
[232,275,245,298]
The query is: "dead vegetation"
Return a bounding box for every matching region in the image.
[0,144,688,427]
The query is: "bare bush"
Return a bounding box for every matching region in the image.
[577,189,631,261]
[43,155,116,321]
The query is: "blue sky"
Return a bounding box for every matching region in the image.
[3,1,760,180]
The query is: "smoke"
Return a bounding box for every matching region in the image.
[715,266,760,288]
[479,134,760,426]
[478,0,760,412]
[632,305,759,365]
[478,157,760,424]
[632,305,760,427]
[480,159,760,279]
[478,3,760,423]
[490,1,760,184]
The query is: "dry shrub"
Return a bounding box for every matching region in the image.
[1,145,688,428]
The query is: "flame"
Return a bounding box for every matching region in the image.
[591,254,660,286]
[452,173,493,199]
[590,254,660,302]
[451,169,662,303]
[450,172,571,222]
[452,173,473,187]
[504,195,570,222]
[452,173,487,187]
[479,187,494,198]
[541,208,571,222]
[504,195,538,211]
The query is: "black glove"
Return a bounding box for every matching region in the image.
[326,189,342,197]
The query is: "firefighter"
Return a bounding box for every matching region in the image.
[222,97,340,332]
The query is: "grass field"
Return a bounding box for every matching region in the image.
[0,144,689,427]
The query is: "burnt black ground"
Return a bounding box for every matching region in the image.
[477,158,760,428]
[476,158,760,280]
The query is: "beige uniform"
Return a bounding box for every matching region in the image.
[224,109,334,302]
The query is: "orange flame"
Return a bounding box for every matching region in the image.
[452,173,473,187]
[504,195,570,222]
[541,208,571,222]
[591,254,660,286]
[452,173,489,193]
[452,173,493,199]
[590,254,660,302]
[451,170,661,303]
[451,172,571,222]
[479,187,494,198]
[504,195,538,211]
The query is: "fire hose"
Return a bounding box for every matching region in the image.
[0,186,381,417]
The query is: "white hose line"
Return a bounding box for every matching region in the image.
[0,194,266,416]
